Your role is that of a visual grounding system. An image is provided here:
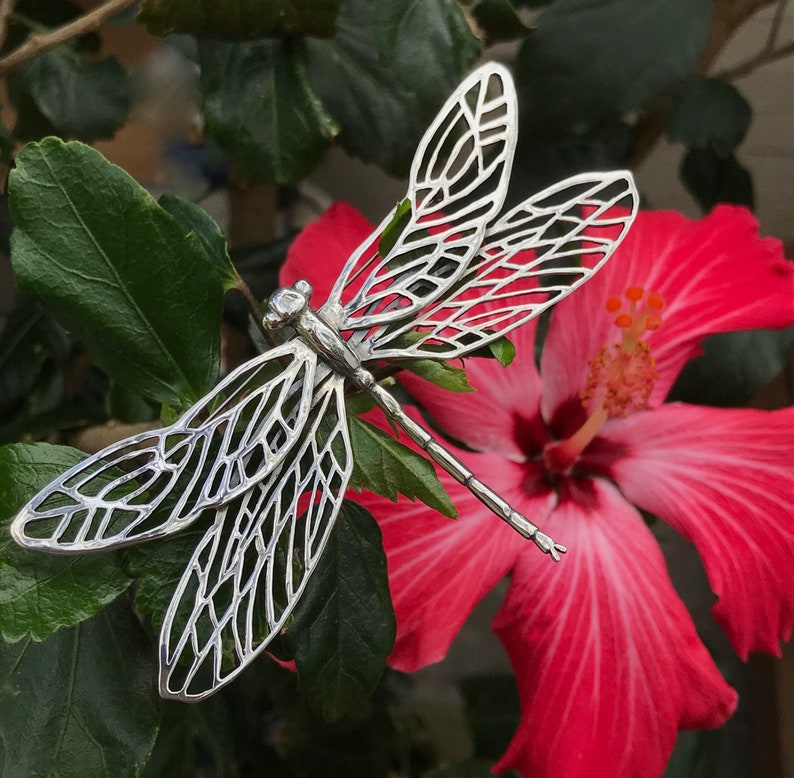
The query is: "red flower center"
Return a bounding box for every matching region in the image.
[543,286,663,475]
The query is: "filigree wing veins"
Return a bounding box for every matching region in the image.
[10,63,638,701]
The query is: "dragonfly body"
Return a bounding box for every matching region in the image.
[266,278,565,559]
[11,63,638,700]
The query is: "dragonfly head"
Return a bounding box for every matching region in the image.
[263,280,313,330]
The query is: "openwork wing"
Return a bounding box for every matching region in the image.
[357,172,638,360]
[11,341,317,552]
[321,63,515,330]
[160,371,352,701]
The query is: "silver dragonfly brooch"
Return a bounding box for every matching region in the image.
[11,63,637,701]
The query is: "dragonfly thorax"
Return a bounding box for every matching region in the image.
[263,280,313,330]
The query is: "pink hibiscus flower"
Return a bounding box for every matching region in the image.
[282,201,794,777]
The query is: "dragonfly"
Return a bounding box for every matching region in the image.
[11,63,637,702]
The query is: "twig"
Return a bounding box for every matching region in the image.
[0,0,18,52]
[766,0,790,49]
[629,0,777,167]
[233,275,281,348]
[0,0,137,75]
[717,40,794,79]
[715,0,793,79]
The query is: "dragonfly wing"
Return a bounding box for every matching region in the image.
[362,171,638,359]
[159,371,352,701]
[11,341,317,552]
[321,63,515,330]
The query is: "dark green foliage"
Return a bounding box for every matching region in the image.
[402,358,474,393]
[306,0,479,176]
[9,139,225,406]
[460,674,521,760]
[515,0,714,139]
[667,77,752,154]
[0,597,160,777]
[287,502,396,721]
[680,147,755,212]
[663,728,723,778]
[670,328,794,408]
[8,50,129,142]
[199,39,340,185]
[347,413,458,518]
[470,0,530,43]
[138,0,344,39]
[0,443,132,642]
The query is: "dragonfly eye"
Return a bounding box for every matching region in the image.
[264,286,310,329]
[294,279,313,298]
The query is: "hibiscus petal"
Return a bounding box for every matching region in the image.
[492,478,736,778]
[604,403,794,659]
[399,320,545,461]
[280,202,374,306]
[351,408,544,670]
[541,205,793,419]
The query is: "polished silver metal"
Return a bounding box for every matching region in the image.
[11,63,638,702]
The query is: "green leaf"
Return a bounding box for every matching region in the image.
[287,501,395,721]
[0,302,67,419]
[401,358,473,393]
[9,49,129,141]
[680,146,754,212]
[373,0,481,100]
[9,138,225,405]
[125,520,212,631]
[0,443,132,643]
[471,0,529,43]
[515,0,714,139]
[488,335,516,367]
[199,39,339,185]
[138,0,343,39]
[667,77,751,153]
[377,197,412,258]
[344,391,376,417]
[669,328,794,408]
[306,0,480,176]
[0,597,160,777]
[105,380,158,424]
[457,334,516,366]
[347,413,457,518]
[141,697,239,778]
[158,192,238,289]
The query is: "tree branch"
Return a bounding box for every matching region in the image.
[0,0,137,75]
[717,39,794,79]
[630,0,777,167]
[765,0,789,49]
[716,0,794,80]
[0,0,18,53]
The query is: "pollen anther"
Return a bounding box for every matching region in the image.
[614,313,633,328]
[582,341,658,419]
[605,285,665,346]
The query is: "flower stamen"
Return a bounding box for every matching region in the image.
[543,286,664,474]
